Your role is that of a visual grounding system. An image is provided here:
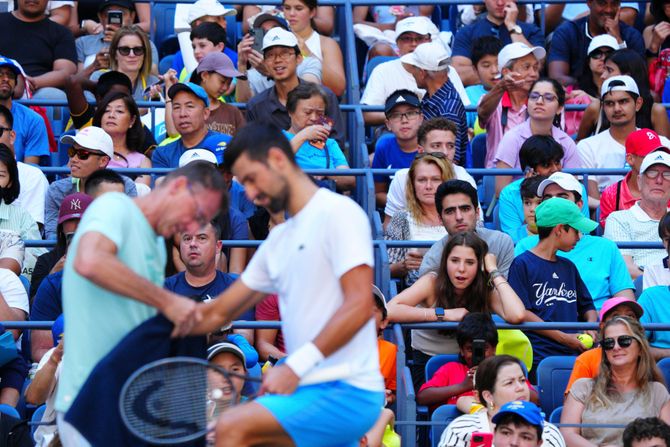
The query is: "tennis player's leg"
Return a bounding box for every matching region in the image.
[216,401,295,447]
[217,381,383,447]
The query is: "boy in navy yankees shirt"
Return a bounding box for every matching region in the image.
[508,197,598,380]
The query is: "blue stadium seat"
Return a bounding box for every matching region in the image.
[470,133,487,184]
[31,404,47,436]
[0,403,20,419]
[54,128,76,170]
[425,354,460,381]
[158,54,175,75]
[657,358,670,388]
[536,356,576,416]
[152,3,178,58]
[634,275,644,298]
[430,404,462,447]
[549,406,562,424]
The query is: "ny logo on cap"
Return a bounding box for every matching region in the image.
[70,199,82,211]
[395,95,406,103]
[647,131,656,140]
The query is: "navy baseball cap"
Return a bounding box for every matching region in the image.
[491,401,544,429]
[0,56,24,78]
[168,82,210,107]
[384,90,421,115]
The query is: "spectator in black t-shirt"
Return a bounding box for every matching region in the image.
[0,0,77,100]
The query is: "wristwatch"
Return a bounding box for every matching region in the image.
[508,25,522,35]
[435,307,445,321]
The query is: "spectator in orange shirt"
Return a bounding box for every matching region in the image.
[373,285,397,405]
[563,296,644,396]
[417,312,497,411]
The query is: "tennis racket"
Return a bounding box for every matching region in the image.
[119,356,261,445]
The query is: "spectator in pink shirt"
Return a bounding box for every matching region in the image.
[494,78,582,197]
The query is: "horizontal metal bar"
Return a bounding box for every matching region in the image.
[11,321,670,331]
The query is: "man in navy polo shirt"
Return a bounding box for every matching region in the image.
[451,0,544,86]
[151,82,231,168]
[548,0,644,87]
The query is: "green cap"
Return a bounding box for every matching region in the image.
[535,197,598,233]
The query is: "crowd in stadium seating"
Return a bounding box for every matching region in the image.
[0,0,670,444]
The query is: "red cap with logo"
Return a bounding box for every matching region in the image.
[625,128,668,156]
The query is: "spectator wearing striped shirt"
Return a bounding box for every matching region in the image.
[402,41,468,165]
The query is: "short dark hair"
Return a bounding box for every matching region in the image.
[84,169,125,196]
[417,117,458,146]
[92,91,145,153]
[659,211,670,240]
[456,312,498,348]
[0,104,13,128]
[95,70,133,100]
[163,160,228,209]
[209,218,223,240]
[286,82,329,114]
[0,144,20,205]
[623,417,670,447]
[494,413,543,440]
[224,123,297,169]
[475,355,525,409]
[190,22,226,46]
[435,180,478,215]
[519,135,564,171]
[471,36,503,66]
[520,175,546,200]
[537,224,557,240]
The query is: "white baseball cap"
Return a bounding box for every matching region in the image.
[498,42,546,71]
[587,34,619,56]
[395,16,438,39]
[601,75,639,98]
[60,126,114,158]
[400,41,451,71]
[640,150,670,175]
[188,0,236,25]
[178,149,218,167]
[537,172,583,197]
[262,27,298,51]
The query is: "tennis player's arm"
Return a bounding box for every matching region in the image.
[73,231,199,335]
[191,279,268,335]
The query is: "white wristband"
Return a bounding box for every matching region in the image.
[284,342,325,379]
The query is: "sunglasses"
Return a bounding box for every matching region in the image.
[68,147,107,160]
[117,46,145,56]
[0,127,11,137]
[589,49,613,60]
[602,335,635,350]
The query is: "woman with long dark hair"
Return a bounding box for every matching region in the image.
[387,231,525,385]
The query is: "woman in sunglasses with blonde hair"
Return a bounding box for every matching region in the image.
[90,25,158,101]
[561,316,670,447]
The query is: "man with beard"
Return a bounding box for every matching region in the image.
[189,123,384,446]
[0,0,76,99]
[0,56,49,164]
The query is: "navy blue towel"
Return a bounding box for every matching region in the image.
[65,314,206,446]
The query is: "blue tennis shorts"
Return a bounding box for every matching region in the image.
[257,380,384,447]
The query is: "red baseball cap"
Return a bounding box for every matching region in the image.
[625,129,668,156]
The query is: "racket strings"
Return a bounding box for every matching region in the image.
[121,361,237,443]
